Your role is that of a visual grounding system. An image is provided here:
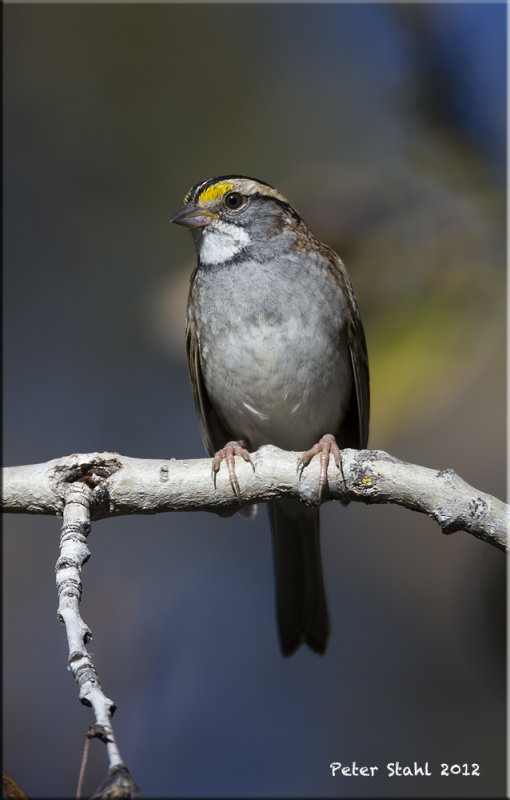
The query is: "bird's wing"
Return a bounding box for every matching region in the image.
[331,253,370,450]
[345,292,370,449]
[186,312,234,457]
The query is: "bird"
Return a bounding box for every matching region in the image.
[170,175,369,656]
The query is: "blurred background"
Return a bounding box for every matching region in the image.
[3,2,506,798]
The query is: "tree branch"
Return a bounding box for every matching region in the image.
[2,446,507,549]
[56,482,125,773]
[55,482,139,796]
[2,445,506,793]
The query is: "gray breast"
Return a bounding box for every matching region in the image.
[190,253,353,450]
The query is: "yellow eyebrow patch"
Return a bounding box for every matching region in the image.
[197,181,234,204]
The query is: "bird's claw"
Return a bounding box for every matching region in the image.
[297,433,345,501]
[211,440,254,503]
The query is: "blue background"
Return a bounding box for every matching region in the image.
[3,3,506,798]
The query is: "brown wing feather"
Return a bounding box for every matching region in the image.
[186,311,234,457]
[328,251,370,450]
[345,301,370,448]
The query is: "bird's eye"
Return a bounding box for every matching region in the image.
[224,192,244,211]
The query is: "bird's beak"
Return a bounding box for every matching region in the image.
[169,204,217,229]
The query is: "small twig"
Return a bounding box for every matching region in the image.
[75,733,92,799]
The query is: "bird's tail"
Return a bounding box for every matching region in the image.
[269,499,330,656]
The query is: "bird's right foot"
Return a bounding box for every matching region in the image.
[211,440,255,501]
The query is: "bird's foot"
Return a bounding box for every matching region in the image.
[211,440,255,502]
[297,433,345,500]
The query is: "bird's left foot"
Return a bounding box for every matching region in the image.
[298,434,344,500]
[211,440,255,502]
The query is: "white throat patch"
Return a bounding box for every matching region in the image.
[199,220,250,265]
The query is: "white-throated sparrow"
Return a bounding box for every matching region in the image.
[171,175,369,656]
